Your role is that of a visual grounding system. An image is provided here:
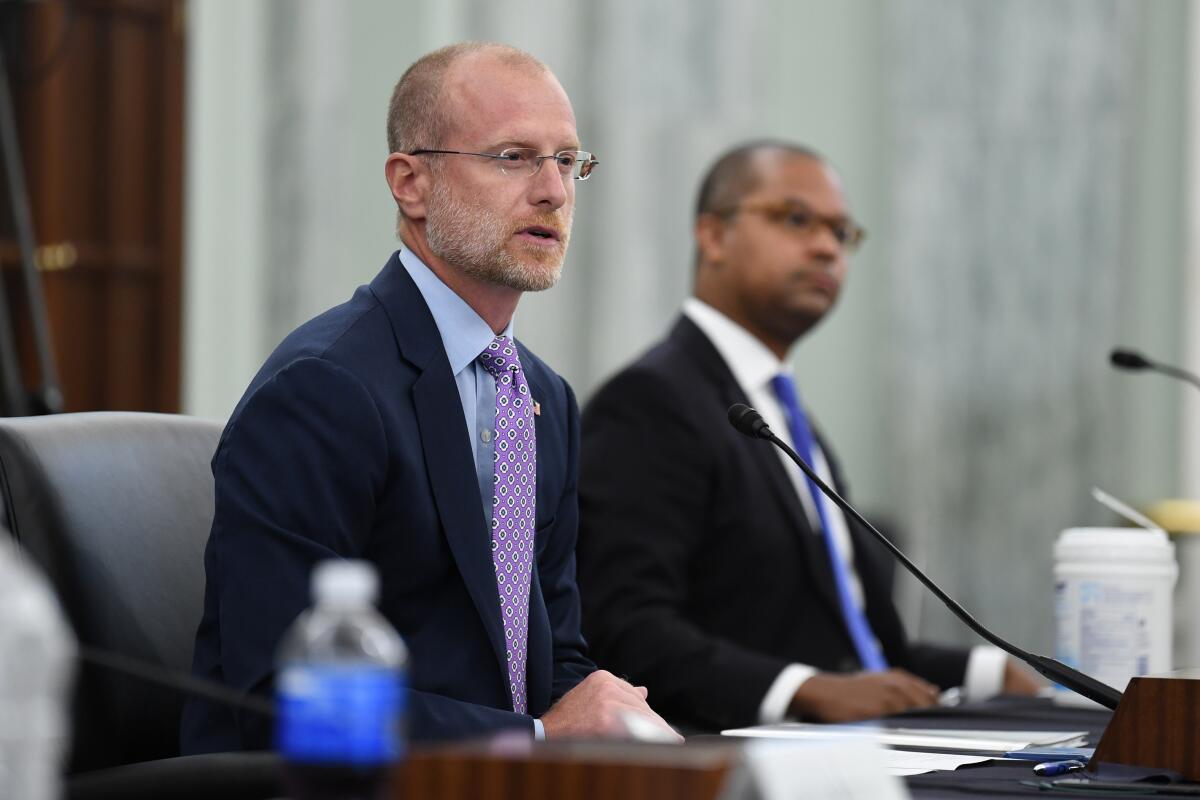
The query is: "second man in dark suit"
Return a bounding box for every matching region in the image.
[577,141,1038,733]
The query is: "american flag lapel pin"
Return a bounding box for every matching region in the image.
[533,401,541,417]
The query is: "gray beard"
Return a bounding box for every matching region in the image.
[425,182,570,292]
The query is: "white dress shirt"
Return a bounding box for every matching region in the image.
[682,298,1005,723]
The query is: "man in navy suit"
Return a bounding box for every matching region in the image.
[182,42,677,752]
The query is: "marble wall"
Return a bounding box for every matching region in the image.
[883,0,1187,649]
[184,0,1191,653]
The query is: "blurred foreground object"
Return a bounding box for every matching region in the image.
[277,560,408,800]
[0,535,75,800]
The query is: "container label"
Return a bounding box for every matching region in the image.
[276,665,405,764]
[1056,578,1160,689]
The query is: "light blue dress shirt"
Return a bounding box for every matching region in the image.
[398,250,546,738]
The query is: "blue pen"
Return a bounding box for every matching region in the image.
[1033,759,1087,777]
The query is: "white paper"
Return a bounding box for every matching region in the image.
[882,750,991,776]
[728,738,910,800]
[721,723,1087,754]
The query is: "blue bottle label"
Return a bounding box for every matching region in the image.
[276,664,406,765]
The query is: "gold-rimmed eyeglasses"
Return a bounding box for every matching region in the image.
[714,201,867,251]
[408,147,600,181]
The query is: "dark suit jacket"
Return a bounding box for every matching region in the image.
[577,316,967,732]
[181,252,593,753]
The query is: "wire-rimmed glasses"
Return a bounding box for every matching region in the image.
[715,200,867,251]
[408,147,600,181]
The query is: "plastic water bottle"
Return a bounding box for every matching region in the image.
[277,560,408,800]
[0,537,75,800]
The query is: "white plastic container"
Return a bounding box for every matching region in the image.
[1054,527,1177,706]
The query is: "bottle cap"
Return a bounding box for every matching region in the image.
[311,560,378,608]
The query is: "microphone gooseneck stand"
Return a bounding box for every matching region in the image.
[726,402,1122,710]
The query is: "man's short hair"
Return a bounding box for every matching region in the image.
[386,42,549,156]
[693,140,823,219]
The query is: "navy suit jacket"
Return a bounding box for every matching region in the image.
[181,253,594,753]
[577,316,968,732]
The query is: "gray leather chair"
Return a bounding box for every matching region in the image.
[0,412,280,799]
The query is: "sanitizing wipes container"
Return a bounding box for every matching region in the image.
[1054,527,1177,706]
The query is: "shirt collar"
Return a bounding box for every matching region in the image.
[398,248,513,376]
[682,297,788,391]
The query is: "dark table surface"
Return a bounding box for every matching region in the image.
[889,694,1195,798]
[73,696,1184,799]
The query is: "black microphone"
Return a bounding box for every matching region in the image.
[726,402,1124,710]
[1110,347,1200,391]
[728,402,772,440]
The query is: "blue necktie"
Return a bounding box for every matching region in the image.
[769,373,888,672]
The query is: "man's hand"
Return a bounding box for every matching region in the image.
[789,669,940,722]
[540,670,683,742]
[1002,659,1042,695]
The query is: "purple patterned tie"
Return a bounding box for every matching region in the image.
[478,335,536,714]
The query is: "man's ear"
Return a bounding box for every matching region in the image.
[385,153,428,220]
[694,213,727,267]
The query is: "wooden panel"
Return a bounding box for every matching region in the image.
[48,272,105,410]
[103,274,152,408]
[2,0,184,412]
[107,9,154,246]
[23,2,81,243]
[0,242,160,274]
[393,742,738,800]
[1089,671,1200,779]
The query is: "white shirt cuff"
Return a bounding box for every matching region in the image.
[962,645,1007,701]
[758,663,819,723]
[532,717,545,740]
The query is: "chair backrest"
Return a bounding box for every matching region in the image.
[0,412,222,772]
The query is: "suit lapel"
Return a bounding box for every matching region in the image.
[371,256,510,692]
[671,316,844,620]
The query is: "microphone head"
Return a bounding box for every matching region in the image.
[1110,348,1152,371]
[727,403,771,439]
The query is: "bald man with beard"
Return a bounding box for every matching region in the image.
[182,42,677,752]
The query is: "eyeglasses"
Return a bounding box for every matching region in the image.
[714,201,867,251]
[408,147,600,181]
